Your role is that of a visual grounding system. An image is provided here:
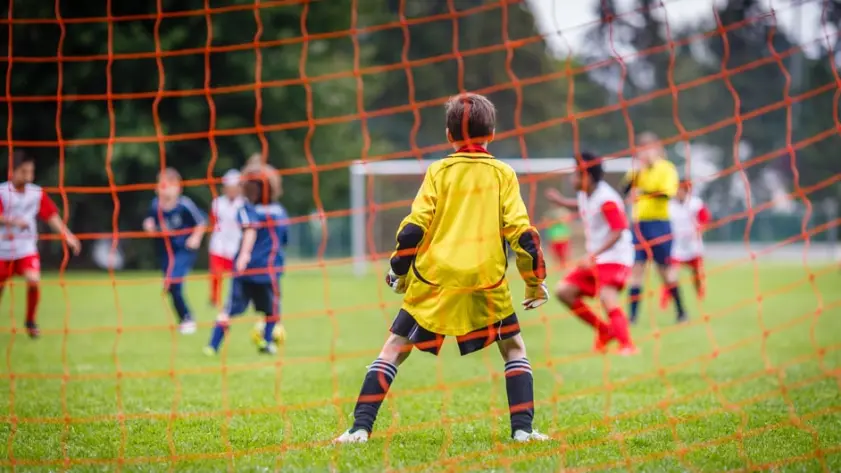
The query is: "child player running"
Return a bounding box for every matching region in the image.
[208,169,245,308]
[0,151,81,338]
[335,93,550,444]
[205,161,288,355]
[143,168,207,334]
[660,180,710,307]
[546,152,637,355]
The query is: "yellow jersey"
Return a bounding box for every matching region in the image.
[392,148,545,336]
[625,158,679,222]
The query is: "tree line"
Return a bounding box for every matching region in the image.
[1,0,838,268]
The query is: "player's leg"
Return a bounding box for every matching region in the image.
[690,258,705,299]
[254,281,283,354]
[336,311,416,444]
[659,259,676,310]
[169,251,198,333]
[19,256,41,338]
[653,231,686,323]
[556,268,612,352]
[598,281,636,356]
[495,328,548,442]
[628,222,649,324]
[208,254,222,307]
[205,278,248,354]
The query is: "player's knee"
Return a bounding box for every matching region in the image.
[215,312,230,324]
[555,282,577,305]
[379,333,412,366]
[23,271,40,285]
[630,263,645,284]
[497,334,527,362]
[599,289,620,311]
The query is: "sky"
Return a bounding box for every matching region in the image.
[526,0,830,58]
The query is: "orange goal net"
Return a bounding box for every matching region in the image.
[2,0,840,471]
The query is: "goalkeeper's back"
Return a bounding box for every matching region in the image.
[390,93,545,336]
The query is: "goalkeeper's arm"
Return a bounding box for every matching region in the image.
[389,168,437,278]
[501,173,546,287]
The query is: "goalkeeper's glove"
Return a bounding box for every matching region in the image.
[522,283,549,310]
[385,269,407,294]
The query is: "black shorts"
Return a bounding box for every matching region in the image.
[390,309,520,356]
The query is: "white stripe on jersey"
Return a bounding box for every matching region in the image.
[209,195,245,259]
[669,196,705,261]
[577,181,634,266]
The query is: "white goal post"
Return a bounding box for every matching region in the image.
[349,157,633,275]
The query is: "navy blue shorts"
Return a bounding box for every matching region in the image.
[390,309,520,356]
[160,250,197,284]
[632,220,672,266]
[226,277,279,317]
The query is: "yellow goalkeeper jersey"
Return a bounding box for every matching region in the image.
[393,147,545,336]
[625,158,679,221]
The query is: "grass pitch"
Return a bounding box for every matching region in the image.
[1,260,840,472]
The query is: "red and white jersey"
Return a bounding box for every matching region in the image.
[208,195,245,259]
[0,182,58,260]
[669,196,710,261]
[577,181,634,266]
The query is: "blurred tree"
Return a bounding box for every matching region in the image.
[0,0,392,266]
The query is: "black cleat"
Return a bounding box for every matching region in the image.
[676,313,689,324]
[25,322,39,339]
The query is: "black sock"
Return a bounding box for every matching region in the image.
[351,358,397,433]
[669,286,685,317]
[504,358,534,435]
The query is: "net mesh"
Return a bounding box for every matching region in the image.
[2,0,841,471]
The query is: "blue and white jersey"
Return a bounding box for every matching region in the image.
[236,202,289,283]
[147,196,207,255]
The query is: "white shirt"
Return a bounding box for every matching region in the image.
[577,181,634,266]
[0,182,57,260]
[209,195,245,259]
[669,196,705,261]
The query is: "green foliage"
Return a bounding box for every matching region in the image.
[2,0,839,267]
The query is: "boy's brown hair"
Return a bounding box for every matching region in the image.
[445,93,496,143]
[158,167,182,183]
[242,153,282,200]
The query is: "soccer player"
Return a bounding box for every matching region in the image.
[0,151,81,338]
[543,207,571,269]
[547,152,636,355]
[660,180,710,307]
[208,169,245,307]
[623,132,686,324]
[143,168,207,334]
[334,93,550,444]
[205,166,288,355]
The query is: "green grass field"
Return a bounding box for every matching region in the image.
[1,261,840,472]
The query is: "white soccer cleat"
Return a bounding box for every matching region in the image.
[334,429,369,444]
[512,429,549,442]
[179,320,197,335]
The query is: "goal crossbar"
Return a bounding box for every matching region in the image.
[349,157,633,275]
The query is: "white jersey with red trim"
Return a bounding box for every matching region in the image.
[0,182,58,260]
[577,181,634,266]
[669,196,705,261]
[208,195,245,260]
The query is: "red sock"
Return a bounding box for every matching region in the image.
[608,308,632,347]
[570,299,608,333]
[210,273,220,305]
[26,283,40,324]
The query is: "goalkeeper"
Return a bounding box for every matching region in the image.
[335,93,549,444]
[623,132,686,324]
